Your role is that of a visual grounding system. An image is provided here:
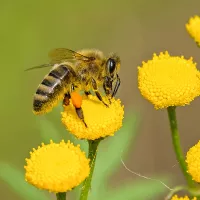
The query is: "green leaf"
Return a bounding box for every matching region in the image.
[104,177,170,200]
[0,162,49,200]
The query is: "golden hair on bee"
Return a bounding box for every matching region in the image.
[29,48,121,127]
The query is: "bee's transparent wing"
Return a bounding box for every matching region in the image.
[48,48,95,64]
[24,64,52,71]
[25,48,95,72]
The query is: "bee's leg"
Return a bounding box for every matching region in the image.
[103,76,113,104]
[112,74,120,98]
[63,83,75,106]
[70,84,75,92]
[84,80,91,97]
[75,107,87,127]
[63,92,71,106]
[84,91,91,96]
[63,95,87,127]
[91,78,108,107]
[70,84,87,127]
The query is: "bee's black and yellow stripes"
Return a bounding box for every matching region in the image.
[33,64,76,114]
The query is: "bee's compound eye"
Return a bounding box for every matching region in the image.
[107,58,116,74]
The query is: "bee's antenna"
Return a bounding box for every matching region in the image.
[24,64,51,72]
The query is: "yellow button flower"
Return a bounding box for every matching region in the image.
[61,95,124,140]
[186,15,200,46]
[24,140,90,193]
[186,141,200,183]
[171,195,197,200]
[138,51,200,109]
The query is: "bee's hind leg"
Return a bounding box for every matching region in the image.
[63,92,87,127]
[91,78,109,107]
[75,107,87,128]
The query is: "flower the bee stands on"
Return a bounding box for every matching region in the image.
[61,94,124,140]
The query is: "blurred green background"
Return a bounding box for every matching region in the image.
[1,0,200,199]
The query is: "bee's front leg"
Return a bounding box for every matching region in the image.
[112,74,120,98]
[91,78,109,107]
[84,80,91,97]
[84,91,91,96]
[103,76,113,104]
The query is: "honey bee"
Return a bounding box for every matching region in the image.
[26,48,121,127]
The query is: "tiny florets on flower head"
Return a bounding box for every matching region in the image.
[61,95,124,140]
[186,140,200,183]
[138,51,200,109]
[24,140,90,193]
[171,195,197,200]
[186,15,200,46]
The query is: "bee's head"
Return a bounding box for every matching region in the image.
[105,54,120,79]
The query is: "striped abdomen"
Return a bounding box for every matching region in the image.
[33,64,76,114]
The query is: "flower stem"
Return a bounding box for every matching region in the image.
[56,192,66,200]
[79,139,101,200]
[165,185,188,200]
[167,106,195,188]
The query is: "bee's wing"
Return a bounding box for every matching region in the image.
[25,48,95,72]
[24,64,53,71]
[49,48,95,64]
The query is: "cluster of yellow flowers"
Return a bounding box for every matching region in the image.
[24,14,200,199]
[138,15,200,200]
[25,95,124,193]
[61,95,124,140]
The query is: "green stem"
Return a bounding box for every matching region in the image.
[56,192,66,200]
[167,106,195,188]
[79,139,101,200]
[165,185,188,200]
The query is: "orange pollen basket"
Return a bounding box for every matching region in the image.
[71,92,82,108]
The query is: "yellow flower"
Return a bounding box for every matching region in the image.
[61,95,124,140]
[138,51,200,109]
[186,140,200,183]
[24,140,90,193]
[171,195,197,200]
[186,15,200,46]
